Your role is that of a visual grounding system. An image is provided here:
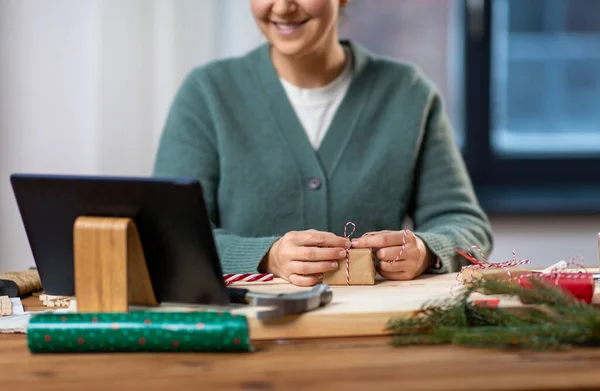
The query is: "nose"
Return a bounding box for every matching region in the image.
[271,0,298,15]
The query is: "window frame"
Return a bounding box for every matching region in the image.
[462,0,600,215]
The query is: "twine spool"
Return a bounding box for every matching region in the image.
[0,269,43,296]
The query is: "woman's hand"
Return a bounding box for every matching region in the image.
[351,230,433,280]
[262,230,350,287]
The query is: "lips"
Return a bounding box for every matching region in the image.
[271,19,310,35]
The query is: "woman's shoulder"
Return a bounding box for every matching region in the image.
[178,45,265,93]
[348,40,440,98]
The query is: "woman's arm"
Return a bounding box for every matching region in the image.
[410,91,494,273]
[152,70,279,274]
[152,70,347,283]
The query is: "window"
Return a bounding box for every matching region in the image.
[333,0,600,214]
[491,0,600,156]
[464,0,600,214]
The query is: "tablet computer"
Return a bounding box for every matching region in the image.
[9,173,229,306]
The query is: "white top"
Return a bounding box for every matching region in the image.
[280,53,354,150]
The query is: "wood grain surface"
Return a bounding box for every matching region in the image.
[73,217,158,312]
[9,276,600,390]
[3,331,600,391]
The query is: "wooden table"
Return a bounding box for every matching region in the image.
[2,297,600,390]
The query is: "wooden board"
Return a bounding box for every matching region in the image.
[62,268,600,341]
[231,274,511,340]
[150,269,600,341]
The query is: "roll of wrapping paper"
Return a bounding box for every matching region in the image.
[27,311,251,353]
[519,272,595,304]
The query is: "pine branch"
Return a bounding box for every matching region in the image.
[469,277,575,306]
[387,276,600,351]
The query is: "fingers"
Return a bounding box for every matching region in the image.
[273,229,350,287]
[288,273,323,287]
[362,230,393,236]
[376,245,404,262]
[291,230,350,249]
[285,260,340,287]
[376,244,420,263]
[377,257,419,279]
[378,258,409,273]
[352,230,412,249]
[284,246,346,262]
[289,260,339,275]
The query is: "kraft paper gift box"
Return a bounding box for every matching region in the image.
[323,248,376,285]
[459,266,531,294]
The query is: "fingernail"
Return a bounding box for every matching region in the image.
[352,240,359,247]
[331,261,339,268]
[339,250,346,257]
[345,241,351,248]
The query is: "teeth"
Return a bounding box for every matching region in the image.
[276,23,300,30]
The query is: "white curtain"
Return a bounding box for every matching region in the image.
[0,0,262,272]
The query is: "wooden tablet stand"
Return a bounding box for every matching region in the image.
[73,216,159,313]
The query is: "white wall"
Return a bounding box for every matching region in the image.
[0,1,598,274]
[0,0,263,273]
[490,217,600,268]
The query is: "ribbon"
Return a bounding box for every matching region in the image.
[393,229,407,263]
[456,246,531,283]
[521,254,586,285]
[343,222,356,285]
[518,254,594,303]
[543,255,585,275]
[223,274,274,286]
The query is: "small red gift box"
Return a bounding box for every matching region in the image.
[518,272,594,304]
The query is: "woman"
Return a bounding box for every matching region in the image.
[153,0,493,286]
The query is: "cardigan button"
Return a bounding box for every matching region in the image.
[308,177,321,190]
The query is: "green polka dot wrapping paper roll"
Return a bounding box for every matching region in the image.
[26,311,251,353]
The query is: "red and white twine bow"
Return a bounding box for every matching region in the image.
[531,254,588,286]
[456,246,531,283]
[343,222,356,285]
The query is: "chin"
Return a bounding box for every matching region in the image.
[270,42,306,57]
[268,38,319,59]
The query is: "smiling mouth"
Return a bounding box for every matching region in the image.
[271,19,310,35]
